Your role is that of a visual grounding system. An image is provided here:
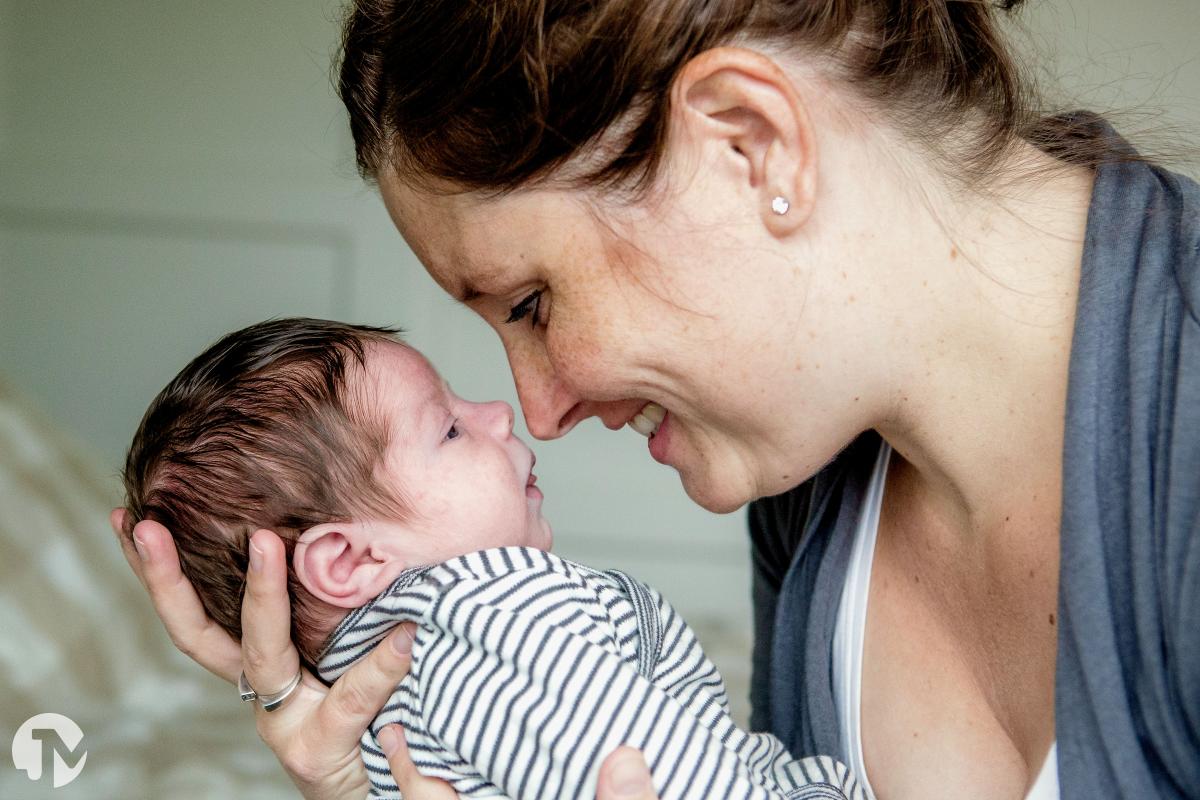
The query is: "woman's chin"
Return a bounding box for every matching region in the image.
[678,467,756,515]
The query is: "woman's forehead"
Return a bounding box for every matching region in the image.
[377,176,473,279]
[378,173,589,293]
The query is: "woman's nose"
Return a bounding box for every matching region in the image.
[506,341,583,440]
[513,369,580,440]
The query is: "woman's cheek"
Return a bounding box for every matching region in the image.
[547,332,614,399]
[545,303,640,399]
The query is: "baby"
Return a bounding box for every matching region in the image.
[121,318,862,800]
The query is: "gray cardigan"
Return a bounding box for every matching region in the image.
[747,138,1199,798]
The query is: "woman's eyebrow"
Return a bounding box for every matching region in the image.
[452,263,511,303]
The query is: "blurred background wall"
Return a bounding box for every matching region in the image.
[0,1,1196,797]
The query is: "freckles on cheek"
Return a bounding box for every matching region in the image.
[547,321,621,397]
[551,348,611,401]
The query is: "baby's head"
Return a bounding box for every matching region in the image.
[121,318,551,666]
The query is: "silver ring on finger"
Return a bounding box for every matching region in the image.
[238,668,303,713]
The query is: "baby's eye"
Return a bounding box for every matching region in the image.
[445,422,461,441]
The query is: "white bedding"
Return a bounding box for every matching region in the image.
[0,380,296,799]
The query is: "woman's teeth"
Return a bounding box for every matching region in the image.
[628,402,666,437]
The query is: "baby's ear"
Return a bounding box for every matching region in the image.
[293,521,405,608]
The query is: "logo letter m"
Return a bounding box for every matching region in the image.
[31,728,87,787]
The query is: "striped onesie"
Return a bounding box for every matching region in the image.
[317,547,863,800]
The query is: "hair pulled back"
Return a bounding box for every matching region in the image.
[338,0,1096,193]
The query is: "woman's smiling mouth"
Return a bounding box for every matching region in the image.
[627,402,666,437]
[628,402,673,465]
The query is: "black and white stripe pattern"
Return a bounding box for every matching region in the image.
[317,547,863,800]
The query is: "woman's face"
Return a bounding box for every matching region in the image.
[377,168,881,513]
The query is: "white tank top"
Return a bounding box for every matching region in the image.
[831,441,1059,800]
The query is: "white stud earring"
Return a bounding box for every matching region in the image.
[771,196,790,215]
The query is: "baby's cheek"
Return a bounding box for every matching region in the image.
[465,486,523,534]
[407,486,439,516]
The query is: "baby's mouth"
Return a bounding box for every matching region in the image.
[526,453,538,487]
[627,402,666,438]
[524,452,543,501]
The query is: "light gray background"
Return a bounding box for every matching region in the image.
[1,1,1196,796]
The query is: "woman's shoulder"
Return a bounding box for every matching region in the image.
[1160,165,1200,296]
[1084,151,1199,308]
[1072,154,1199,503]
[1067,152,1199,566]
[1058,155,1200,795]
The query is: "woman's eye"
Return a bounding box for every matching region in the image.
[445,422,461,441]
[504,289,544,328]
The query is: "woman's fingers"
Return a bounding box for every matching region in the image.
[378,724,458,799]
[240,529,301,695]
[112,511,242,682]
[110,508,146,588]
[597,747,658,800]
[314,624,417,745]
[251,625,417,800]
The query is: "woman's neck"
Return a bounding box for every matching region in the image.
[870,143,1095,545]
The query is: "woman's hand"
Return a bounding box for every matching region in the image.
[375,726,660,800]
[110,511,414,800]
[375,724,458,799]
[595,748,659,800]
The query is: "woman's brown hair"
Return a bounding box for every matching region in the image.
[336,0,1120,194]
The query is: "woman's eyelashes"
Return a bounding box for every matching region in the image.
[504,289,545,328]
[444,420,461,441]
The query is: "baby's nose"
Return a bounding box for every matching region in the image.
[481,400,515,435]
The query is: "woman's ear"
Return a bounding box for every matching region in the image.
[669,46,817,236]
[292,521,406,608]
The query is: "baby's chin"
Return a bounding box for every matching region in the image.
[524,520,553,552]
[480,520,553,554]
